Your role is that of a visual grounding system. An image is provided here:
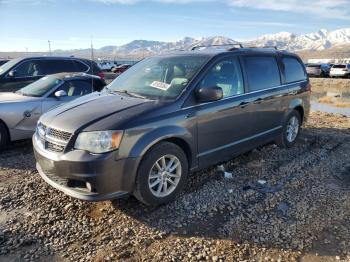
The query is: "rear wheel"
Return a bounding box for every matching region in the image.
[275,110,301,148]
[0,122,9,149]
[133,142,188,206]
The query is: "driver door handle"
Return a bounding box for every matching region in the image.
[253,98,263,104]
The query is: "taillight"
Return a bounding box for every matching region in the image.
[98,71,105,79]
[306,83,312,92]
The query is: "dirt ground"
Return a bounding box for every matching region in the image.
[0,111,349,262]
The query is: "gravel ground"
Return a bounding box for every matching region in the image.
[0,111,349,262]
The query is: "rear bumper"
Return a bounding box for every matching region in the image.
[33,135,141,201]
[330,72,348,77]
[306,70,322,76]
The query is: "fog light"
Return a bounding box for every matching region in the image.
[86,182,92,192]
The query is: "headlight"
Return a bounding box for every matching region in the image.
[74,130,123,154]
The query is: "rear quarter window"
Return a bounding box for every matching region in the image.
[244,56,281,92]
[282,57,307,83]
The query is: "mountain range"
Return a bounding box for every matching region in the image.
[3,28,350,60]
[85,28,350,58]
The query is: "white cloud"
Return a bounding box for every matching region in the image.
[94,0,350,20]
[2,0,349,20]
[227,0,350,20]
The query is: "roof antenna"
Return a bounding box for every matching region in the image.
[90,36,95,92]
[48,40,52,56]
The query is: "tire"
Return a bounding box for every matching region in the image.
[275,110,301,148]
[0,122,9,149]
[133,142,188,206]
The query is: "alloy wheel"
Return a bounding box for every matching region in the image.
[286,116,299,143]
[148,154,182,197]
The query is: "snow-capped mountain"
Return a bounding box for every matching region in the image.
[49,28,350,58]
[110,28,350,56]
[247,28,350,51]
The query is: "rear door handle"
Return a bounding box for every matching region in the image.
[239,101,249,108]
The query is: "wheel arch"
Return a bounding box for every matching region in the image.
[128,126,195,170]
[0,118,11,142]
[288,98,305,124]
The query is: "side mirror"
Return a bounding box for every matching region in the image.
[8,70,16,77]
[195,86,223,103]
[54,90,67,98]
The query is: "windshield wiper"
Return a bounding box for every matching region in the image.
[114,90,146,99]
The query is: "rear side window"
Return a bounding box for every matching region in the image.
[244,56,281,92]
[282,57,307,83]
[333,65,346,69]
[43,60,74,74]
[45,60,88,74]
[72,60,89,72]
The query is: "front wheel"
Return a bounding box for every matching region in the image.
[275,110,301,148]
[133,142,188,206]
[0,122,9,150]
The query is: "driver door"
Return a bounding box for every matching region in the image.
[195,56,253,168]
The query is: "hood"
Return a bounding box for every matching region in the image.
[40,92,162,133]
[0,92,40,103]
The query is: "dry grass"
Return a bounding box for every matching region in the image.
[334,101,350,108]
[310,78,350,93]
[318,96,334,104]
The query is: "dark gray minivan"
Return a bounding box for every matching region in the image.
[33,47,311,206]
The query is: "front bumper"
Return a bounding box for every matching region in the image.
[33,135,141,201]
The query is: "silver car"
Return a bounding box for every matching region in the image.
[0,73,105,147]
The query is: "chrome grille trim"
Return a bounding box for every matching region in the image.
[36,122,72,153]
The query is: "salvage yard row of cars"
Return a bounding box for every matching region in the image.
[305,62,350,78]
[1,46,311,206]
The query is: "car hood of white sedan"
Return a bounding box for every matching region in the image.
[0,92,42,103]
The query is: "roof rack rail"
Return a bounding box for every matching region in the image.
[245,46,278,50]
[191,43,243,51]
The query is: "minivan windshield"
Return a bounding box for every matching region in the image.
[16,75,63,97]
[0,58,21,75]
[107,55,208,100]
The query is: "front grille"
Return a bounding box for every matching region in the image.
[47,141,65,153]
[47,127,72,141]
[36,122,72,153]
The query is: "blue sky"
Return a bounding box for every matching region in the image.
[0,0,350,51]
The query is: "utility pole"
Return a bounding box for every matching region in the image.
[48,40,52,56]
[91,37,94,62]
[25,47,28,56]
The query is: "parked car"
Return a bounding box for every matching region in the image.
[111,64,132,74]
[0,56,104,92]
[0,60,9,66]
[0,73,105,147]
[33,47,310,206]
[306,63,330,77]
[329,64,350,78]
[97,61,115,72]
